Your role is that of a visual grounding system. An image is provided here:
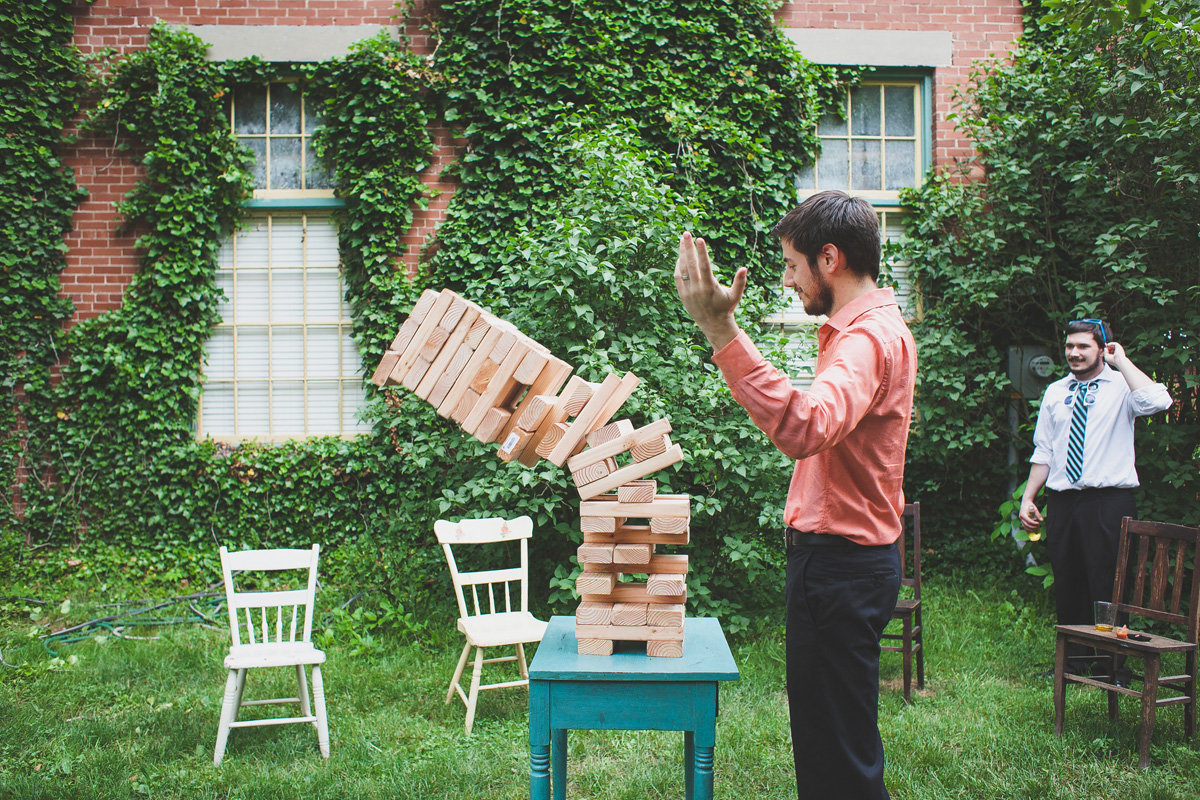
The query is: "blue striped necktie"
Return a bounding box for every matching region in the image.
[1065,380,1091,484]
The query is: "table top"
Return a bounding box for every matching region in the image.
[529,616,740,682]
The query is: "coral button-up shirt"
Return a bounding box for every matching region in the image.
[711,288,917,546]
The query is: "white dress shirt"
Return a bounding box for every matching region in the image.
[1030,365,1172,491]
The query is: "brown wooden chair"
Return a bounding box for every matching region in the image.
[1053,517,1200,768]
[882,502,924,702]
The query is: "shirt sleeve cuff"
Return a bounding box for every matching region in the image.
[711,329,763,385]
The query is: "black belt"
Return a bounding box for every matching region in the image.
[785,527,893,549]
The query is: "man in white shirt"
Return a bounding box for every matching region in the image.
[1019,319,1172,661]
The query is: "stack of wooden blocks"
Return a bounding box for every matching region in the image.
[373,288,690,657]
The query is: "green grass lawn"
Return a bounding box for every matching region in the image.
[2,576,1198,799]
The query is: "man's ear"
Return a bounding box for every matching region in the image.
[820,243,843,275]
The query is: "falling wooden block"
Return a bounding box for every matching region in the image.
[576,571,618,596]
[428,342,473,406]
[571,458,614,487]
[389,289,439,352]
[518,375,589,467]
[610,602,648,627]
[439,296,468,330]
[475,407,512,444]
[575,444,684,500]
[577,638,613,656]
[646,603,685,628]
[514,394,555,432]
[499,355,573,461]
[587,419,634,448]
[576,601,614,626]
[419,325,450,361]
[401,356,432,390]
[390,289,455,381]
[464,315,490,348]
[436,325,503,418]
[577,543,615,564]
[617,480,657,504]
[535,421,571,458]
[497,428,535,462]
[545,372,641,467]
[631,433,671,462]
[468,358,500,394]
[612,543,653,565]
[566,418,672,473]
[646,638,684,658]
[650,516,690,534]
[415,306,482,401]
[371,350,400,387]
[563,380,598,416]
[451,388,481,424]
[513,349,549,385]
[648,573,686,597]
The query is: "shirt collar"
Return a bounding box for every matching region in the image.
[821,287,898,333]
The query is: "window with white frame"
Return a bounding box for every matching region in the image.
[769,76,929,388]
[198,81,369,440]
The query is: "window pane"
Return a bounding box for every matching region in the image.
[234,86,266,134]
[308,382,341,430]
[236,327,269,378]
[270,216,305,266]
[269,138,302,190]
[850,86,881,136]
[305,140,335,190]
[269,84,302,134]
[206,330,234,381]
[851,140,881,190]
[884,85,916,137]
[200,384,234,436]
[304,102,324,135]
[272,382,306,436]
[306,270,343,322]
[341,334,362,378]
[305,218,340,266]
[307,327,342,376]
[244,139,267,190]
[235,220,269,266]
[816,109,847,136]
[885,140,917,190]
[343,383,369,432]
[816,138,849,189]
[270,270,304,322]
[271,327,305,378]
[795,163,815,191]
[235,272,269,322]
[237,382,270,435]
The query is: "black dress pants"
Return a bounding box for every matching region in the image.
[785,538,900,800]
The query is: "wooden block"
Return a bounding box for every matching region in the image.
[631,433,671,462]
[391,289,455,379]
[428,342,473,407]
[468,358,499,393]
[646,638,684,658]
[613,543,654,565]
[578,582,685,605]
[451,388,480,424]
[571,458,614,487]
[563,380,598,417]
[573,623,684,642]
[534,421,571,458]
[576,571,618,596]
[584,525,690,547]
[436,325,503,418]
[587,419,634,448]
[465,315,491,348]
[475,407,512,444]
[617,480,657,504]
[581,515,619,534]
[577,543,615,564]
[439,296,468,330]
[610,602,648,627]
[462,338,532,435]
[649,516,690,534]
[419,324,450,361]
[489,328,517,363]
[371,350,400,387]
[501,355,572,443]
[648,573,686,597]
[415,306,481,400]
[515,395,556,431]
[580,494,691,519]
[513,349,549,385]
[646,603,685,628]
[577,638,614,656]
[567,418,673,473]
[401,355,432,391]
[576,601,614,626]
[576,444,684,501]
[389,289,439,352]
[546,372,641,467]
[497,428,535,462]
[587,555,689,574]
[518,375,589,467]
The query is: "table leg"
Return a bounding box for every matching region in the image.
[684,730,694,800]
[552,728,567,799]
[529,681,550,800]
[693,743,714,800]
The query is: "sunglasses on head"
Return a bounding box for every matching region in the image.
[1071,318,1107,346]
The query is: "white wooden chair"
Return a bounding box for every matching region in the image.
[213,544,330,766]
[435,515,548,734]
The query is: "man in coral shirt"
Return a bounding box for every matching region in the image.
[675,190,916,799]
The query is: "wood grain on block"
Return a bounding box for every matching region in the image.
[499,354,572,455]
[584,525,690,547]
[612,543,654,565]
[468,358,499,394]
[546,372,641,467]
[577,638,614,656]
[562,380,598,417]
[645,603,685,628]
[587,418,634,449]
[576,543,615,564]
[590,555,689,575]
[451,388,480,424]
[462,339,532,435]
[567,418,672,473]
[370,350,400,387]
[401,355,432,391]
[515,394,555,431]
[646,638,684,657]
[647,573,686,597]
[570,458,614,488]
[419,324,449,361]
[389,288,439,352]
[576,444,683,500]
[578,583,685,605]
[497,428,534,462]
[465,315,491,348]
[534,421,570,458]
[617,480,657,504]
[649,516,690,534]
[438,296,468,330]
[475,407,512,444]
[489,328,517,363]
[513,349,549,385]
[428,342,474,407]
[580,515,619,534]
[573,624,684,642]
[576,601,614,626]
[575,571,618,596]
[631,433,671,462]
[579,493,691,519]
[516,374,588,467]
[610,602,648,627]
[391,289,454,380]
[436,326,503,418]
[415,306,481,400]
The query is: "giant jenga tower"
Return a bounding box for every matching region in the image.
[373,288,689,657]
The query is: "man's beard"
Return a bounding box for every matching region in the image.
[801,272,834,317]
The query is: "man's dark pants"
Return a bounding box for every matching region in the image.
[785,536,901,800]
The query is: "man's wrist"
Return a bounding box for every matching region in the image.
[699,319,740,352]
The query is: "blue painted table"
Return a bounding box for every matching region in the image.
[528,616,740,800]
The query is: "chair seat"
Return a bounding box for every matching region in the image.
[894,598,920,615]
[1055,624,1197,654]
[225,642,327,669]
[459,612,548,648]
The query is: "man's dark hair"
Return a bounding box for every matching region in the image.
[771,190,881,280]
[1066,318,1112,350]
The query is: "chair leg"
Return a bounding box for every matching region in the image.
[1053,635,1067,736]
[1138,656,1160,770]
[296,664,313,722]
[915,609,925,690]
[447,641,472,705]
[311,664,330,759]
[901,618,913,703]
[1186,653,1196,740]
[465,645,485,736]
[516,643,529,680]
[213,669,242,766]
